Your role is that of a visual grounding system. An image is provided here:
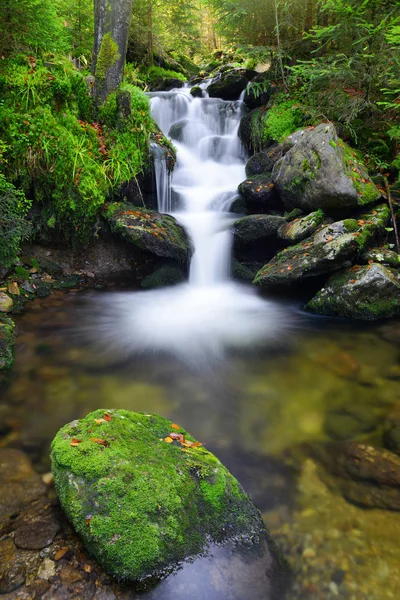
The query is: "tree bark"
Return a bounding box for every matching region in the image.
[92,0,134,105]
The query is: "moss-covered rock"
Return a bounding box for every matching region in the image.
[278,210,325,244]
[245,151,275,178]
[360,247,400,269]
[206,72,248,100]
[233,215,285,250]
[141,261,186,289]
[238,175,282,213]
[51,410,283,584]
[238,107,271,154]
[254,205,390,289]
[272,124,381,213]
[305,263,400,320]
[0,316,15,372]
[105,203,191,264]
[243,72,272,110]
[168,119,190,143]
[190,86,203,98]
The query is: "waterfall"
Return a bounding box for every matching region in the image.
[90,87,290,364]
[148,89,246,286]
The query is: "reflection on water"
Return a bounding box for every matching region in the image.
[2,290,400,599]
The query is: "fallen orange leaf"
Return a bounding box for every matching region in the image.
[54,548,69,561]
[171,423,180,430]
[103,413,112,422]
[165,437,173,443]
[90,438,109,446]
[70,439,82,447]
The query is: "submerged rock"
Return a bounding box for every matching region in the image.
[105,203,191,264]
[306,263,400,320]
[51,410,286,586]
[278,210,324,243]
[207,72,248,100]
[0,316,15,372]
[254,205,389,289]
[272,124,381,213]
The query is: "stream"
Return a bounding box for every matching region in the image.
[1,88,400,599]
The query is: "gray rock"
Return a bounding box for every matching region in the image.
[306,263,400,320]
[234,215,286,249]
[207,72,249,100]
[278,210,325,243]
[105,203,191,264]
[254,204,390,289]
[238,175,282,213]
[272,124,381,212]
[168,119,190,142]
[15,518,59,550]
[360,247,400,269]
[0,449,46,518]
[245,151,275,177]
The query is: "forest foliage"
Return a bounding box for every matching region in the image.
[0,0,399,265]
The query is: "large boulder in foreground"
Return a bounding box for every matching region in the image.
[51,410,285,588]
[306,263,400,320]
[105,203,190,264]
[254,204,390,288]
[272,124,381,213]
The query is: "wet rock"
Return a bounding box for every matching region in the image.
[15,517,59,550]
[0,538,26,593]
[238,107,271,153]
[232,260,261,282]
[190,86,203,98]
[254,205,390,289]
[278,210,325,243]
[53,274,83,290]
[51,410,285,584]
[0,316,15,372]
[37,557,56,580]
[306,263,400,320]
[229,196,249,215]
[207,72,248,100]
[233,215,285,262]
[150,78,185,92]
[168,118,190,142]
[141,261,186,289]
[0,449,46,518]
[360,247,400,269]
[243,72,272,110]
[245,151,275,177]
[310,441,400,510]
[0,292,13,312]
[238,175,282,213]
[105,202,191,264]
[272,123,381,213]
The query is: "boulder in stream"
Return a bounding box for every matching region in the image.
[105,203,191,264]
[51,409,287,592]
[254,204,390,288]
[278,210,325,244]
[238,175,282,213]
[306,263,400,320]
[233,215,285,262]
[206,71,249,100]
[272,123,381,213]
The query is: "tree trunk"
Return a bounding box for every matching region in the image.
[305,0,314,31]
[92,0,134,105]
[147,0,153,63]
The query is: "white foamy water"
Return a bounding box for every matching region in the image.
[91,86,291,363]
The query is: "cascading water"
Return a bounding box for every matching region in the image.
[91,87,290,365]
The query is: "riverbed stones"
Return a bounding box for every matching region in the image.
[306,263,400,320]
[105,202,191,264]
[51,410,285,585]
[272,123,381,212]
[254,205,390,289]
[0,449,47,519]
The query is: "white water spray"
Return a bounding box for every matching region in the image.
[92,86,290,363]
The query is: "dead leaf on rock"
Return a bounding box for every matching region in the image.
[54,548,70,561]
[70,438,82,447]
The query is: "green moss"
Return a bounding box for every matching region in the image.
[51,410,263,582]
[14,266,30,279]
[329,139,337,148]
[343,219,359,233]
[338,140,380,206]
[95,33,120,81]
[312,149,322,169]
[0,317,15,372]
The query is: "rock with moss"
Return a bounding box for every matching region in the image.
[190,86,203,98]
[105,203,191,264]
[51,410,285,588]
[238,108,271,154]
[141,261,186,289]
[278,210,325,243]
[0,316,15,372]
[243,73,272,110]
[360,247,400,269]
[272,124,381,213]
[233,215,285,263]
[245,151,276,177]
[254,205,390,288]
[306,263,400,320]
[238,175,282,214]
[168,119,190,142]
[207,71,249,100]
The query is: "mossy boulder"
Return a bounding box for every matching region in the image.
[0,316,15,372]
[360,247,400,269]
[190,86,203,98]
[149,78,185,92]
[238,107,271,154]
[238,175,282,213]
[306,263,400,320]
[51,410,284,585]
[254,205,390,288]
[141,261,186,289]
[278,210,325,244]
[272,124,381,213]
[243,73,272,110]
[105,203,191,264]
[206,72,249,100]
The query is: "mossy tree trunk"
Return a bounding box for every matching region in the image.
[93,0,134,105]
